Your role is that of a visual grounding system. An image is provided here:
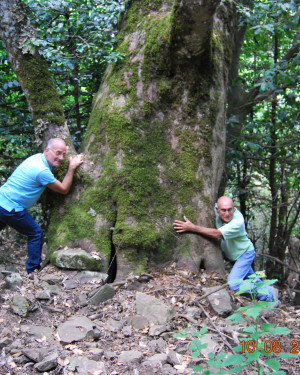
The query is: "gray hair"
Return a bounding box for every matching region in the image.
[45,138,66,149]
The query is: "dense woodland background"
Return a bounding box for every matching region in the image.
[0,0,299,284]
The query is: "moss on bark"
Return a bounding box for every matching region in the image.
[47,0,236,276]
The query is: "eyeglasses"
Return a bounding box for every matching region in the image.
[48,148,67,158]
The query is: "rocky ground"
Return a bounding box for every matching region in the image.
[0,233,299,375]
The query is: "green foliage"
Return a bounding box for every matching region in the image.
[22,0,128,148]
[0,42,38,183]
[177,274,297,374]
[225,0,299,276]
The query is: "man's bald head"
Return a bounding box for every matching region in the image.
[216,196,235,223]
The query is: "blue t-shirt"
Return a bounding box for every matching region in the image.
[0,153,56,212]
[215,206,254,261]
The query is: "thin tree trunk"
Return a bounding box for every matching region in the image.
[0,0,73,149]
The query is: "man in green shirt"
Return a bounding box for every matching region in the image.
[173,196,275,301]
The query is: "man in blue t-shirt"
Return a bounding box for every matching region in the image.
[173,196,275,302]
[0,138,83,274]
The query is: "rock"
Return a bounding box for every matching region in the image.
[75,293,89,307]
[145,353,168,365]
[10,294,29,317]
[4,272,23,290]
[74,270,108,283]
[63,279,78,289]
[89,283,116,305]
[136,292,176,325]
[0,336,13,349]
[108,318,123,332]
[21,325,53,340]
[34,351,58,372]
[167,350,182,366]
[40,274,61,284]
[121,326,132,337]
[126,315,149,330]
[149,324,168,336]
[118,350,144,364]
[203,286,233,317]
[50,248,103,271]
[103,350,117,360]
[35,290,51,300]
[22,348,51,363]
[72,356,107,375]
[194,333,219,358]
[57,316,95,344]
[40,281,62,295]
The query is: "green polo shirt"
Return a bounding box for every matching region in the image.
[215,206,254,261]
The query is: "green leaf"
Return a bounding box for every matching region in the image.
[278,352,299,359]
[216,352,227,360]
[265,358,280,371]
[208,352,215,359]
[222,354,245,367]
[269,327,290,335]
[245,306,262,320]
[200,325,208,334]
[207,359,223,369]
[261,323,275,331]
[244,350,260,364]
[223,366,245,374]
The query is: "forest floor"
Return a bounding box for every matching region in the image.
[0,233,299,375]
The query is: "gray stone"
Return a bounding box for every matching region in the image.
[74,271,108,283]
[149,325,168,336]
[203,286,233,317]
[146,353,168,365]
[40,274,61,284]
[22,348,51,363]
[122,326,132,337]
[0,337,13,349]
[34,351,58,372]
[10,294,29,317]
[108,318,123,332]
[103,350,117,360]
[126,315,149,329]
[35,290,51,300]
[136,292,176,325]
[196,334,219,358]
[75,293,88,307]
[57,316,94,344]
[40,281,62,295]
[72,356,107,375]
[89,284,116,305]
[5,273,23,290]
[63,279,78,289]
[26,325,53,339]
[167,350,182,366]
[51,248,103,271]
[118,350,143,364]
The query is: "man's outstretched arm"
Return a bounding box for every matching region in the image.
[173,215,223,239]
[47,155,83,194]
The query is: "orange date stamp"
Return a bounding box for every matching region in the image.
[240,340,300,354]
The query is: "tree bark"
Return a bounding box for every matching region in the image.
[0,0,73,149]
[46,0,237,280]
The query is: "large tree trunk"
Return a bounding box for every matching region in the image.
[0,0,73,149]
[47,0,236,280]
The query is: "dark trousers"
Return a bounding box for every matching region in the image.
[0,206,43,273]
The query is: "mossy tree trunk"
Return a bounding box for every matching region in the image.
[0,0,73,149]
[47,0,237,280]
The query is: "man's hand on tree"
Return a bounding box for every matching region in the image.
[69,154,84,170]
[173,216,195,233]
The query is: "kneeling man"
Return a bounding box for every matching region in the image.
[173,196,275,301]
